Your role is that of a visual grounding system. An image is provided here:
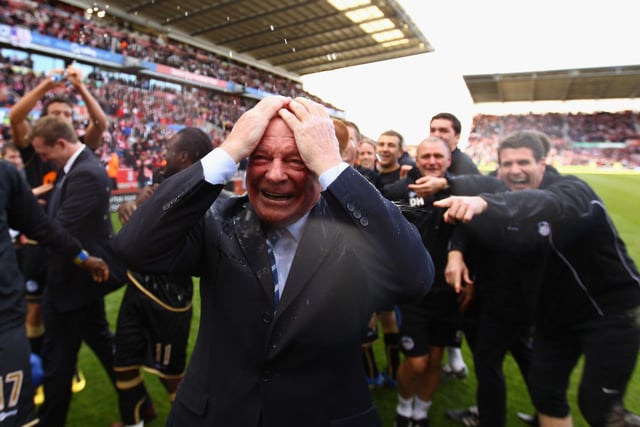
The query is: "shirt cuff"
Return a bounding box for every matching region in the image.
[201,148,238,185]
[319,162,349,191]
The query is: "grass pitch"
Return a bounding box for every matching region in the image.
[62,171,640,426]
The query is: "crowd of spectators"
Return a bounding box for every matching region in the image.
[467,112,640,169]
[2,0,640,174]
[0,0,350,180]
[0,51,258,176]
[0,0,336,107]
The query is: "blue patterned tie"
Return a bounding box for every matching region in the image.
[266,232,281,310]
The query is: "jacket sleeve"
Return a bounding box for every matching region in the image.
[480,175,597,223]
[448,174,508,195]
[114,161,224,275]
[323,167,434,306]
[5,163,81,258]
[468,175,599,251]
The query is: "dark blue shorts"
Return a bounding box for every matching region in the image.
[398,293,463,357]
[0,327,37,426]
[114,280,193,377]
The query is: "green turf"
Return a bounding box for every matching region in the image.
[62,172,640,426]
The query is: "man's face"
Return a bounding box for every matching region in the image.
[429,118,459,151]
[46,102,74,124]
[416,140,451,178]
[498,147,546,191]
[357,142,376,170]
[3,148,24,170]
[375,134,401,169]
[246,118,321,228]
[163,137,182,178]
[32,136,65,168]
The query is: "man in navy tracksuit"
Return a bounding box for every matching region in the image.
[437,130,640,427]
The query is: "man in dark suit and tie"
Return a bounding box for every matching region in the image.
[0,158,109,427]
[115,96,434,427]
[28,115,126,427]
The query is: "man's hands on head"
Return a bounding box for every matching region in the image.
[220,96,291,163]
[219,96,343,175]
[279,97,343,176]
[433,196,488,224]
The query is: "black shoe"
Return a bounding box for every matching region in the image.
[442,363,469,380]
[412,417,431,427]
[517,412,539,426]
[394,414,412,427]
[447,406,480,427]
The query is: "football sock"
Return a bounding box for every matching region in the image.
[396,394,413,418]
[413,398,432,420]
[447,346,466,372]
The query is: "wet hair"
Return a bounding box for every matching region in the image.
[27,115,78,147]
[498,130,546,163]
[172,127,213,162]
[41,95,74,117]
[431,112,462,136]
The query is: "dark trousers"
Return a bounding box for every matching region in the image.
[530,311,640,425]
[473,313,534,427]
[38,296,117,427]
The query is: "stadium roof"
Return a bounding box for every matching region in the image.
[464,65,640,103]
[64,0,433,79]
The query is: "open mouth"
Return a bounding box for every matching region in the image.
[262,190,294,201]
[510,178,528,185]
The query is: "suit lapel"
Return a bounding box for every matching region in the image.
[48,168,66,216]
[54,148,88,208]
[277,199,339,314]
[232,204,276,306]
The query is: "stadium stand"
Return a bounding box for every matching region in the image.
[2,0,639,182]
[467,112,640,169]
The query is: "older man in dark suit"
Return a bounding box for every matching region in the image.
[115,96,434,427]
[28,115,126,427]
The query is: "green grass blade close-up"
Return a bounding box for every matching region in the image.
[61,171,640,426]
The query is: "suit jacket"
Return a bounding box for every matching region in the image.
[47,147,125,312]
[115,163,433,426]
